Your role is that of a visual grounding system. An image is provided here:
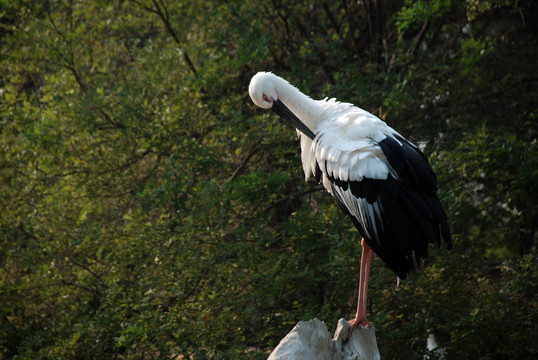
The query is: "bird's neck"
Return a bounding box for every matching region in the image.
[276,77,322,131]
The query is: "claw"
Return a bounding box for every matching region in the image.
[348,317,370,330]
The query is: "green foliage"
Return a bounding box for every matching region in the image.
[1,0,536,359]
[395,0,452,34]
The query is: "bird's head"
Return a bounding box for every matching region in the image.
[249,72,316,140]
[248,71,279,109]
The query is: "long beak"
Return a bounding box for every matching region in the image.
[272,99,316,140]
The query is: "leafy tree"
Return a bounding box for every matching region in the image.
[0,0,536,359]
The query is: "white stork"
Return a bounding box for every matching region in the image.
[248,72,452,329]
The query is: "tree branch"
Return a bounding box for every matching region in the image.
[407,19,429,57]
[263,185,325,213]
[132,0,199,77]
[66,254,103,283]
[229,146,260,181]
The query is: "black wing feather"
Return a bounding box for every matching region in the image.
[326,135,452,279]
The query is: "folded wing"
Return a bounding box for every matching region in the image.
[320,134,452,279]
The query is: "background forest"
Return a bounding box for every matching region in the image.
[1,0,537,359]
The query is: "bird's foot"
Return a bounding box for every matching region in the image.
[347,317,370,330]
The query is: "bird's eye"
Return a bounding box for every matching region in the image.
[263,93,270,102]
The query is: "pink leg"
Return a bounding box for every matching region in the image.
[348,238,373,329]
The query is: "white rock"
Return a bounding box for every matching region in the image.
[268,318,380,360]
[424,333,446,360]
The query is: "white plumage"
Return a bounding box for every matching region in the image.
[249,71,451,329]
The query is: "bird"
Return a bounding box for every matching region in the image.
[248,71,452,329]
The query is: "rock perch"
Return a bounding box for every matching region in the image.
[268,318,380,360]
